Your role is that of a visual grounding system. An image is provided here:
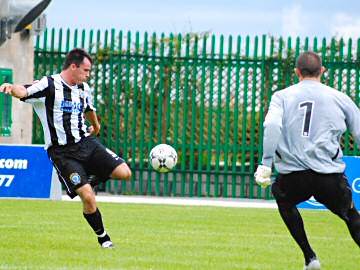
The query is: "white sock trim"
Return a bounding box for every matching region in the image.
[97,230,107,238]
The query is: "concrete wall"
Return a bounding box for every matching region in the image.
[0,32,34,144]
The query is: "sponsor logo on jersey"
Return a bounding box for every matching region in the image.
[60,100,84,113]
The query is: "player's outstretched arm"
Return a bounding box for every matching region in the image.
[254,92,283,188]
[0,83,27,99]
[261,92,283,166]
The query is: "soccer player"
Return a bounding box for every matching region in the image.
[254,51,360,270]
[0,48,132,248]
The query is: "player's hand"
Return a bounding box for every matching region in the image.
[254,165,272,188]
[88,124,100,136]
[0,83,13,95]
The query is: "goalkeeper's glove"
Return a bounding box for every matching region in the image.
[254,165,272,188]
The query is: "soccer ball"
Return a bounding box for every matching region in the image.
[149,144,177,173]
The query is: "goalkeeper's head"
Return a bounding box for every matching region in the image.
[295,51,325,80]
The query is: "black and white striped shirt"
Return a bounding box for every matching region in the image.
[21,74,95,149]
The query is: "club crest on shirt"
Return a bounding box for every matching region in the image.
[69,173,81,185]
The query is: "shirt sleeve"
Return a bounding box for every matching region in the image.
[342,94,360,147]
[20,76,49,104]
[261,91,284,167]
[83,83,96,112]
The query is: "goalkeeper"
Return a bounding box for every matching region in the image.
[255,51,360,270]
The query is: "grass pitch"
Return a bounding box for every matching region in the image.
[0,199,358,270]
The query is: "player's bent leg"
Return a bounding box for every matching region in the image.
[76,184,113,248]
[272,175,318,266]
[342,207,360,247]
[318,173,360,247]
[110,163,132,180]
[327,198,360,247]
[276,202,317,265]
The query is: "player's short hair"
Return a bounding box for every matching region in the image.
[63,48,93,70]
[296,51,322,77]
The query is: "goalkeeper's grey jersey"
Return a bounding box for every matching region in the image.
[261,80,360,174]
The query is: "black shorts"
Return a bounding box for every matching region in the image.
[272,170,354,218]
[47,136,124,199]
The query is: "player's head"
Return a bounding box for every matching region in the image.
[62,48,93,84]
[295,51,325,80]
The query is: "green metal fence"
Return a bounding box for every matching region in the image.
[33,29,360,199]
[0,68,13,136]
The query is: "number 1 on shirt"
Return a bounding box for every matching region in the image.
[299,101,314,137]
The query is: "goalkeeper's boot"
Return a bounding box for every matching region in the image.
[98,232,114,249]
[304,258,320,270]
